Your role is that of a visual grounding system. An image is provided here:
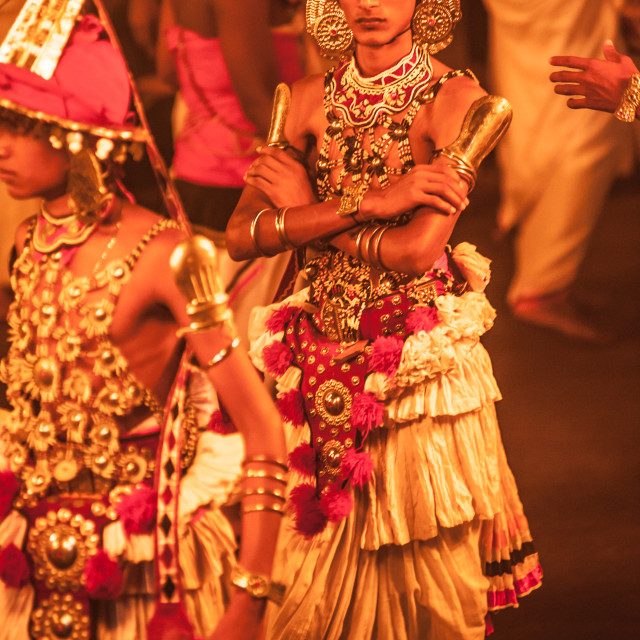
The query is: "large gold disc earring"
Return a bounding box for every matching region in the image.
[312,0,354,59]
[412,0,462,54]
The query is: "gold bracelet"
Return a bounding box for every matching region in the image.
[243,468,288,484]
[615,73,640,122]
[231,564,286,605]
[243,487,286,500]
[203,336,241,369]
[250,208,272,256]
[355,224,373,263]
[242,455,289,472]
[242,502,285,515]
[274,207,295,249]
[369,224,390,271]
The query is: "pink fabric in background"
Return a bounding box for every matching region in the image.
[168,26,303,187]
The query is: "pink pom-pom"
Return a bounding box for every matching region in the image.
[0,471,20,520]
[0,543,30,588]
[320,486,354,522]
[277,389,306,427]
[341,448,374,488]
[262,341,293,377]
[369,335,403,377]
[289,444,317,477]
[289,483,328,538]
[265,304,295,334]
[114,485,157,537]
[406,305,440,334]
[207,409,237,434]
[351,392,384,436]
[84,550,123,599]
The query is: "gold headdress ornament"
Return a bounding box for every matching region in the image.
[306,0,462,59]
[0,0,189,229]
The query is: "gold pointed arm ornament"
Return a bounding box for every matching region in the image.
[431,95,512,191]
[170,235,235,338]
[267,83,291,149]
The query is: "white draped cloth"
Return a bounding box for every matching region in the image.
[482,0,634,303]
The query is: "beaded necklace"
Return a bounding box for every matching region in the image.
[309,50,476,342]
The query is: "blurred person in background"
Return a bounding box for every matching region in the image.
[482,0,635,342]
[157,0,306,345]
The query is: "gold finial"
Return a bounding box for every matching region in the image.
[266,83,291,149]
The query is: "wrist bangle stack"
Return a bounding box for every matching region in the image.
[274,207,296,249]
[615,73,640,122]
[241,456,288,516]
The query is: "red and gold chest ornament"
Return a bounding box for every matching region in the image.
[329,45,433,129]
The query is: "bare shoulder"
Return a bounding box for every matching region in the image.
[118,202,187,268]
[286,72,327,145]
[428,58,487,147]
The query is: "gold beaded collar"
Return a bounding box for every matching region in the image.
[328,45,433,128]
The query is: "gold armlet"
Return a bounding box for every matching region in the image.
[615,73,640,122]
[170,235,234,337]
[231,564,286,605]
[267,83,291,149]
[431,95,512,191]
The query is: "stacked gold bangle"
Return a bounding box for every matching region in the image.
[203,335,241,369]
[250,207,297,255]
[355,223,391,271]
[615,73,640,122]
[241,455,288,516]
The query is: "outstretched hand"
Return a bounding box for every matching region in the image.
[244,145,317,208]
[549,40,640,114]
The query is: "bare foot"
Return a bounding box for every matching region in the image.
[511,291,612,344]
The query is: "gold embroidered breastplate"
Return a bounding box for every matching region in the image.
[0,217,181,506]
[307,59,476,343]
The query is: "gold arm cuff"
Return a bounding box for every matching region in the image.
[431,94,512,191]
[171,235,235,336]
[267,83,291,149]
[615,73,640,122]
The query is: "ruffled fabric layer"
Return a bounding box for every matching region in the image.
[266,498,490,640]
[249,243,542,623]
[97,509,237,640]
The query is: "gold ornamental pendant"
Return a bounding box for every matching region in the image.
[53,458,79,482]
